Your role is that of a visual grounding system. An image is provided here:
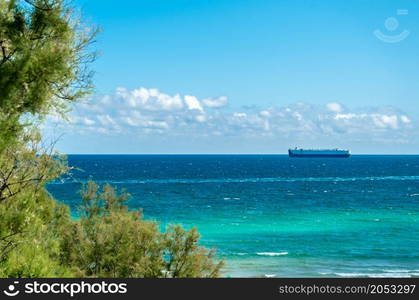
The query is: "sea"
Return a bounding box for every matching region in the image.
[47,155,419,278]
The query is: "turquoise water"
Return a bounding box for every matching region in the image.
[47,155,419,277]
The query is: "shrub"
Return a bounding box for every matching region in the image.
[59,181,224,278]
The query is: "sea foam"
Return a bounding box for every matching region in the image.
[335,272,413,278]
[256,252,288,256]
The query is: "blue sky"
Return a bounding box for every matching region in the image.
[46,0,419,153]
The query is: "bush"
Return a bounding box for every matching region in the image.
[59,181,224,278]
[0,180,72,277]
[0,132,71,277]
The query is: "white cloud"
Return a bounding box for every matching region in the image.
[44,88,417,147]
[82,118,95,125]
[195,115,207,123]
[97,114,116,127]
[233,112,247,118]
[334,113,364,120]
[373,114,398,129]
[401,115,411,124]
[203,96,228,108]
[292,111,303,121]
[184,95,203,111]
[259,110,271,118]
[326,102,343,113]
[116,87,184,111]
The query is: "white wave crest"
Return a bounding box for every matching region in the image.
[335,272,413,278]
[256,252,288,256]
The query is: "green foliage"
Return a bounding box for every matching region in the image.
[0,128,69,265]
[164,226,223,278]
[0,0,98,150]
[0,128,68,203]
[0,159,72,277]
[59,181,224,278]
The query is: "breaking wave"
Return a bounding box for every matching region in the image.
[256,252,289,256]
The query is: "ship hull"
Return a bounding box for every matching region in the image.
[288,150,350,158]
[289,153,350,158]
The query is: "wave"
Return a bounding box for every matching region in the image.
[48,175,419,185]
[335,272,416,278]
[256,252,289,256]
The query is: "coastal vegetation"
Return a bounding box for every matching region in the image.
[0,0,223,277]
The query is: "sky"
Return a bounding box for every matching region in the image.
[44,0,419,154]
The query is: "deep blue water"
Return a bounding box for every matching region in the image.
[47,155,419,277]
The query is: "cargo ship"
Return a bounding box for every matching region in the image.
[288,148,350,158]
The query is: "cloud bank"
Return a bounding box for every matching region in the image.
[44,87,416,153]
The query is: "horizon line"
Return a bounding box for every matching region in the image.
[62,153,419,155]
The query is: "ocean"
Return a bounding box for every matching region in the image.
[47,155,419,278]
